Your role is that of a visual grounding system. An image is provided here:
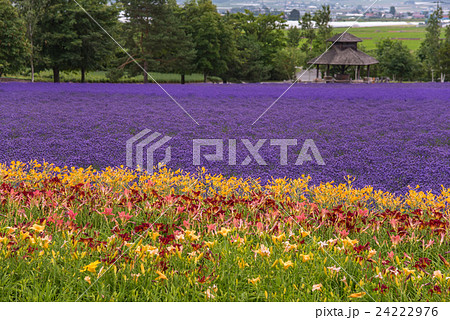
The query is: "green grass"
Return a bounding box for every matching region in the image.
[334,25,445,52]
[10,70,221,84]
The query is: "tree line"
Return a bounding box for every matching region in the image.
[0,0,448,83]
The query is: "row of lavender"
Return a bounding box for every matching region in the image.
[0,82,448,193]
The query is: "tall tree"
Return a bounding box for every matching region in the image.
[439,26,450,82]
[14,0,48,82]
[287,26,301,48]
[376,38,416,82]
[418,7,443,81]
[299,12,315,53]
[230,10,286,79]
[0,0,27,77]
[121,0,166,83]
[72,0,119,82]
[312,5,333,53]
[36,0,80,82]
[162,0,197,84]
[182,0,229,82]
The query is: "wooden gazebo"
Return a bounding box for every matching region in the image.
[308,33,379,82]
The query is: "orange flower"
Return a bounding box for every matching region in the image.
[248,277,261,285]
[348,292,366,298]
[155,270,168,281]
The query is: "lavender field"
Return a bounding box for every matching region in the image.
[0,82,449,194]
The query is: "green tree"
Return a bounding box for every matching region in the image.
[0,0,27,77]
[376,38,416,82]
[439,26,450,81]
[13,0,48,82]
[229,10,286,80]
[162,0,197,84]
[418,7,443,81]
[72,0,119,82]
[36,0,79,82]
[287,26,301,48]
[299,12,315,53]
[312,5,333,53]
[272,47,305,80]
[121,0,166,83]
[182,0,234,82]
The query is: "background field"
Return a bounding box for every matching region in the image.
[334,25,445,52]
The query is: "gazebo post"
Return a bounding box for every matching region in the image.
[316,64,319,79]
[357,66,361,80]
[326,64,330,76]
[367,65,370,80]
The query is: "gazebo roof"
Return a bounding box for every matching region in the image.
[326,33,362,43]
[307,46,379,66]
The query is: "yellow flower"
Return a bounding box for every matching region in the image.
[283,241,298,252]
[20,231,30,241]
[301,231,310,238]
[280,259,294,270]
[84,276,91,285]
[367,249,377,259]
[312,283,322,292]
[218,227,231,237]
[342,237,359,248]
[155,270,168,281]
[204,241,215,248]
[80,260,101,273]
[272,232,285,243]
[248,277,261,285]
[300,253,312,262]
[348,292,366,299]
[402,268,415,277]
[238,258,249,269]
[185,230,200,241]
[30,224,45,233]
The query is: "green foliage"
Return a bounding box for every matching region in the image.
[0,0,27,77]
[376,38,417,81]
[72,0,120,82]
[417,7,443,79]
[181,0,235,81]
[299,12,315,53]
[439,26,450,79]
[287,26,301,48]
[312,5,333,53]
[13,0,49,81]
[35,0,119,82]
[122,0,196,83]
[299,6,333,67]
[272,47,305,80]
[227,10,286,81]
